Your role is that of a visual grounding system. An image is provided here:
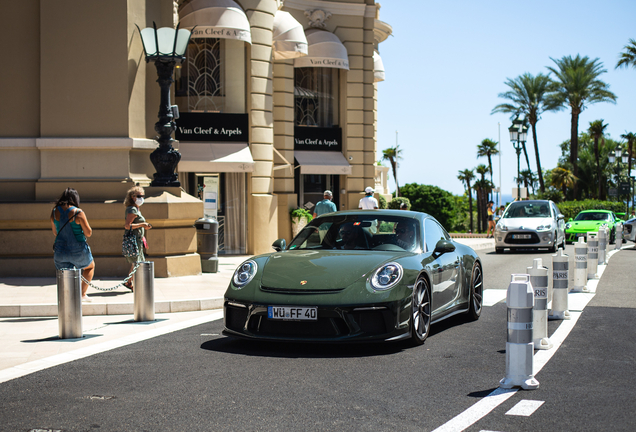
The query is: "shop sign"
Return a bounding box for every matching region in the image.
[294,127,342,151]
[176,113,248,142]
[191,27,251,43]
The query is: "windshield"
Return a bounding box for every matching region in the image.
[574,212,611,222]
[503,202,551,219]
[288,214,421,252]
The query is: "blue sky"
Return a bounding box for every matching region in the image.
[376,0,636,200]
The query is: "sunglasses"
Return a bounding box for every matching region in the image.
[136,194,145,198]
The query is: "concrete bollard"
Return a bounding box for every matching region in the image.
[550,249,571,320]
[500,274,539,390]
[57,268,83,339]
[615,223,623,250]
[573,237,588,292]
[598,226,607,265]
[587,233,599,280]
[134,261,155,322]
[528,259,552,350]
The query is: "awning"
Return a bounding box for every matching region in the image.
[373,51,385,82]
[294,29,349,70]
[179,0,251,43]
[273,11,308,60]
[294,150,352,175]
[178,143,254,172]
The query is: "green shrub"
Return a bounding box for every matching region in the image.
[557,200,626,220]
[378,194,387,209]
[290,207,313,222]
[388,196,410,210]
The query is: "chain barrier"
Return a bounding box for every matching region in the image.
[81,263,140,292]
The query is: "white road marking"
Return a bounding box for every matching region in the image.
[433,249,619,432]
[483,289,507,306]
[506,399,544,416]
[0,311,224,384]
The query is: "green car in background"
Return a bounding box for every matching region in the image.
[565,210,620,244]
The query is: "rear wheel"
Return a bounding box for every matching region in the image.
[466,262,483,321]
[410,277,431,345]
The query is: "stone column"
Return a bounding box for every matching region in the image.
[242,0,278,254]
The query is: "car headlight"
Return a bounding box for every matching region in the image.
[232,260,257,288]
[370,262,403,291]
[536,224,552,231]
[565,223,571,229]
[496,224,508,232]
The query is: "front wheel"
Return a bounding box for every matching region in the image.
[466,262,483,321]
[410,277,431,345]
[610,229,616,244]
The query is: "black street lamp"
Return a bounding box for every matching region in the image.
[137,23,193,187]
[509,117,528,201]
[608,146,630,211]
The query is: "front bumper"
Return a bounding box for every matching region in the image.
[223,298,412,343]
[495,230,555,249]
[565,230,592,243]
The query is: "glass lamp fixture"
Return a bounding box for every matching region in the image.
[609,153,616,163]
[519,124,529,143]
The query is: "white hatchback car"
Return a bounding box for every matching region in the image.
[495,200,566,253]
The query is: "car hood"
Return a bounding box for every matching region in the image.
[259,250,409,291]
[567,220,608,230]
[499,217,553,230]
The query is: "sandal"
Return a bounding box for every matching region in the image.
[124,280,133,292]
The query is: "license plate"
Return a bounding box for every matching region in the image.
[512,234,531,239]
[268,306,317,321]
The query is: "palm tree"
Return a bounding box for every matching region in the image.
[620,132,636,213]
[475,164,490,232]
[492,73,560,193]
[457,169,475,233]
[476,139,499,191]
[382,145,403,198]
[516,169,537,195]
[588,120,608,199]
[616,39,636,70]
[547,55,617,199]
[551,166,578,198]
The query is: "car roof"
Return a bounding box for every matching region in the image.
[578,209,612,213]
[319,209,430,221]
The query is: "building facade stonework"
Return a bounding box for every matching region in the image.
[0,0,391,277]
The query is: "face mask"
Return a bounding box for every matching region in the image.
[135,197,144,206]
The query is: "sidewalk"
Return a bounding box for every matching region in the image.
[0,239,495,318]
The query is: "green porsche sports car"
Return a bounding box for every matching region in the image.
[223,210,483,345]
[565,210,619,244]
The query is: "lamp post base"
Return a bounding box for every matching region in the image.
[149,145,181,187]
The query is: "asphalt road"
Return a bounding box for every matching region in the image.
[0,245,634,432]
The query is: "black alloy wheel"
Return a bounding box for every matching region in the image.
[466,262,483,321]
[410,277,431,345]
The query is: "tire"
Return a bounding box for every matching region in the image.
[495,247,504,254]
[466,262,483,321]
[610,229,616,245]
[550,233,558,253]
[410,277,431,345]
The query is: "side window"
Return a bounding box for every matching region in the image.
[424,219,445,252]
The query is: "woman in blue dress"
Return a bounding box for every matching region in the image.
[50,188,95,302]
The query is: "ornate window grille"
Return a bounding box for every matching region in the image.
[294,67,338,127]
[183,38,224,112]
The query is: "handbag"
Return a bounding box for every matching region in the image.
[122,229,139,257]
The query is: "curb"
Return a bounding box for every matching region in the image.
[0,297,224,318]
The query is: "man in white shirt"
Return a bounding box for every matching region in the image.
[359,186,379,209]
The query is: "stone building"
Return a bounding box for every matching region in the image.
[0,0,392,277]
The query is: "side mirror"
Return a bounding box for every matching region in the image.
[558,214,565,220]
[272,238,287,252]
[433,239,456,255]
[568,218,573,222]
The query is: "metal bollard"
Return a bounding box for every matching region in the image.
[500,274,539,390]
[587,233,598,279]
[528,258,552,350]
[598,226,607,265]
[573,237,588,292]
[550,249,571,320]
[57,268,83,339]
[134,261,155,322]
[615,223,623,250]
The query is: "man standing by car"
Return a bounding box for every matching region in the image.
[359,187,379,209]
[313,190,337,218]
